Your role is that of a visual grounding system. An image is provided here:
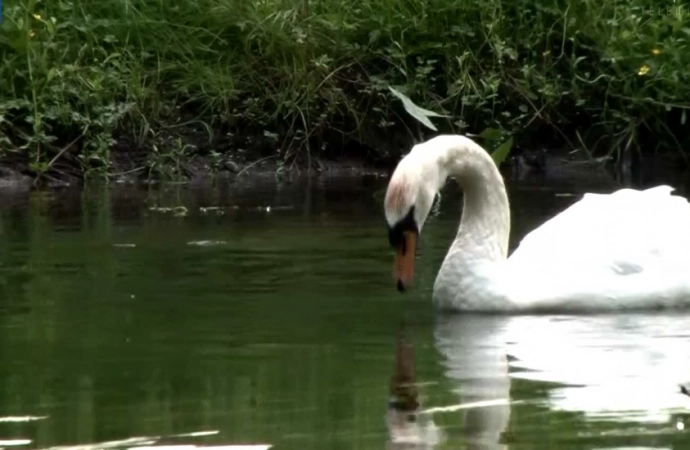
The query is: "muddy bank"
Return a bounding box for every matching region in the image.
[1,119,689,193]
[0,115,413,189]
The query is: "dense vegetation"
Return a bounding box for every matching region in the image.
[1,0,689,181]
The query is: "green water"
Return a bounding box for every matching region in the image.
[0,174,690,450]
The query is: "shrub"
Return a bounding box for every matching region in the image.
[1,0,689,179]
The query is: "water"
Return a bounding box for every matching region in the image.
[0,167,690,450]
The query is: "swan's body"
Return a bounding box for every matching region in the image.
[383,134,690,312]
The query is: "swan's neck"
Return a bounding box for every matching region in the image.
[445,141,511,263]
[431,137,511,308]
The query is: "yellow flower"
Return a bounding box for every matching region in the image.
[30,30,36,38]
[652,48,660,55]
[638,65,650,76]
[33,14,42,20]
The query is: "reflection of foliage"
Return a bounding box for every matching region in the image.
[0,181,688,449]
[0,183,448,448]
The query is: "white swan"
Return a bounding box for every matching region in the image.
[383,134,690,312]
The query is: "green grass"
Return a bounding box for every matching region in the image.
[1,0,690,179]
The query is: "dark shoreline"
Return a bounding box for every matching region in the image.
[1,123,689,193]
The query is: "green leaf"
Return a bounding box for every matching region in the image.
[479,127,503,141]
[46,67,59,83]
[491,137,513,165]
[388,86,448,131]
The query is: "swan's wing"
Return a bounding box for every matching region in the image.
[507,186,690,275]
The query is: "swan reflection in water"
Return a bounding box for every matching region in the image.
[386,317,511,450]
[393,313,690,449]
[432,315,512,450]
[501,313,690,424]
[386,323,442,450]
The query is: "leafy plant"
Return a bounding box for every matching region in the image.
[388,86,449,132]
[1,0,689,181]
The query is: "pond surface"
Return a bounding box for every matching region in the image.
[1,165,690,450]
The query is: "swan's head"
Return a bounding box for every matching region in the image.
[384,153,441,292]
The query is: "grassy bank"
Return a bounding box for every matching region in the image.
[1,0,690,182]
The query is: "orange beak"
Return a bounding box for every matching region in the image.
[394,231,417,292]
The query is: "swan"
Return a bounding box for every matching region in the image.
[383,134,690,312]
